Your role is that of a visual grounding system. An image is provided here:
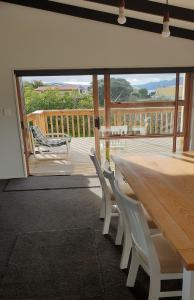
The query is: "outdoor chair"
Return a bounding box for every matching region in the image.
[89,148,137,242]
[103,161,158,270]
[30,125,71,153]
[113,179,183,299]
[100,125,128,136]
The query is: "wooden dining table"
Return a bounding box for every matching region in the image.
[112,154,194,300]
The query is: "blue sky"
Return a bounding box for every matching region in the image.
[23,73,178,86]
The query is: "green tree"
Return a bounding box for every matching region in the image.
[31,80,44,89]
[24,87,93,114]
[138,88,150,99]
[97,78,133,106]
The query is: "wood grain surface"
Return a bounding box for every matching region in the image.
[112,154,194,270]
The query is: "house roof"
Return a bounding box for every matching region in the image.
[35,85,80,92]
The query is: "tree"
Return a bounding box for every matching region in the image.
[110,78,133,102]
[31,80,44,89]
[97,78,133,106]
[24,86,93,114]
[138,88,150,99]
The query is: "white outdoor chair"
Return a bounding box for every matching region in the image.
[103,162,158,270]
[113,179,183,300]
[89,148,136,238]
[100,125,128,148]
[100,125,128,136]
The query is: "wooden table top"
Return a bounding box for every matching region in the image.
[112,154,194,270]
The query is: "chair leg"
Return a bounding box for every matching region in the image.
[102,201,112,235]
[66,137,69,152]
[99,195,105,219]
[148,275,160,300]
[115,214,124,245]
[126,248,139,286]
[120,226,132,270]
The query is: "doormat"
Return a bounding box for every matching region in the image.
[4,175,100,191]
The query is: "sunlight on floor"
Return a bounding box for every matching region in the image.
[29,137,183,176]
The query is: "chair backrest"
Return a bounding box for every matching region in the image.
[100,125,128,136]
[103,161,134,231]
[89,148,111,200]
[113,178,160,272]
[103,161,116,195]
[30,126,48,146]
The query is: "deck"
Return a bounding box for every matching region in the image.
[29,137,183,176]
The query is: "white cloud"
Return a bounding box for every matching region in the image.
[22,75,93,85]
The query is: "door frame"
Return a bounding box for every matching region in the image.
[15,75,30,176]
[14,68,194,176]
[15,72,102,175]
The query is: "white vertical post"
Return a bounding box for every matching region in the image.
[182,268,194,300]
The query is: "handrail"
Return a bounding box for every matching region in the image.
[27,107,184,138]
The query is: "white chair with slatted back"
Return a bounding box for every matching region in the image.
[104,161,159,270]
[114,180,183,300]
[103,163,132,270]
[89,148,119,235]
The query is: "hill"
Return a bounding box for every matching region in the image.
[133,77,184,91]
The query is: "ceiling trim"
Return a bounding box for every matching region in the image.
[1,0,194,40]
[86,0,194,23]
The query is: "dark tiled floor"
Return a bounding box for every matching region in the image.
[0,178,181,300]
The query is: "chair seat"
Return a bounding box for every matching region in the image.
[142,206,157,229]
[107,181,137,201]
[138,234,183,274]
[47,137,71,147]
[152,234,183,273]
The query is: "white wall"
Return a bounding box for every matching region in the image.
[1,2,194,178]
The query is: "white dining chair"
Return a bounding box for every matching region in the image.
[103,161,158,270]
[113,179,183,300]
[89,148,136,238]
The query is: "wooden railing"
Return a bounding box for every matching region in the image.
[27,107,184,138]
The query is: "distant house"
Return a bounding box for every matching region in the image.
[35,84,83,94]
[155,86,184,100]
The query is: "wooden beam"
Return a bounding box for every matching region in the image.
[101,133,184,140]
[172,73,180,152]
[110,101,182,109]
[93,75,101,162]
[183,73,194,151]
[14,67,194,77]
[104,74,111,130]
[86,0,194,23]
[15,76,30,175]
[1,0,194,40]
[104,74,111,161]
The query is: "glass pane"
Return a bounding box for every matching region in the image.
[99,107,175,138]
[179,73,186,100]
[177,106,184,134]
[110,73,178,102]
[97,75,105,128]
[176,137,184,152]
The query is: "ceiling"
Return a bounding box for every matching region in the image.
[2,0,194,40]
[150,0,194,10]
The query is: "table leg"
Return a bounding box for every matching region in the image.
[182,268,194,300]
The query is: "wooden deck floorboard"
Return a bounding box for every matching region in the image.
[29,137,183,176]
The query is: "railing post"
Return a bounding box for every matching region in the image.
[29,110,47,134]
